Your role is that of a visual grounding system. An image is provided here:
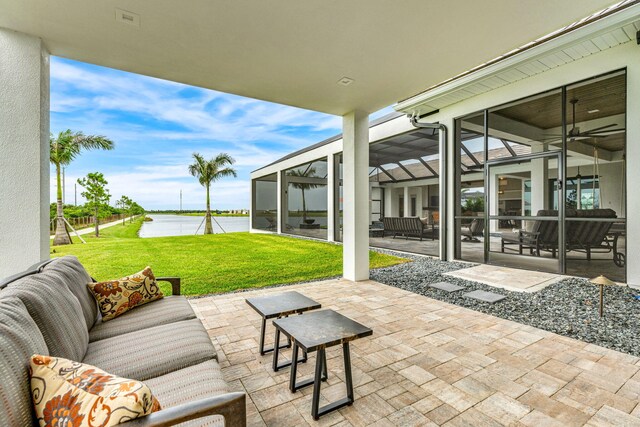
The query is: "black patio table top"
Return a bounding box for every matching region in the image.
[272,309,372,353]
[245,291,321,319]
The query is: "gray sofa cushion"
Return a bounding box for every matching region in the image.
[89,295,196,342]
[4,273,89,361]
[145,360,227,427]
[83,318,216,381]
[0,296,48,427]
[42,256,98,329]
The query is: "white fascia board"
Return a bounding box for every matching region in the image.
[395,3,640,114]
[251,114,416,180]
[250,138,342,179]
[410,42,636,129]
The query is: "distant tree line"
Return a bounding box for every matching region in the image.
[146,209,247,215]
[50,200,144,220]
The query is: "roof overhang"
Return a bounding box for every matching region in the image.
[395,1,640,116]
[0,0,622,115]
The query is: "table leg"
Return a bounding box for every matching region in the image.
[311,343,354,420]
[260,316,292,356]
[311,348,325,420]
[273,329,309,372]
[289,347,326,392]
[289,343,299,392]
[343,342,354,404]
[259,318,266,355]
[272,329,281,371]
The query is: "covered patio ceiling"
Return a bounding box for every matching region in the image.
[0,0,619,115]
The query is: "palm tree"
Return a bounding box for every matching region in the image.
[288,167,319,222]
[50,130,114,245]
[188,153,237,234]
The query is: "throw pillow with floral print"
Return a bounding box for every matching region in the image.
[87,267,163,321]
[30,355,161,427]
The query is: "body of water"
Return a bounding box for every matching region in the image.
[139,214,250,238]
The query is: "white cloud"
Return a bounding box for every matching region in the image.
[51,58,341,146]
[49,57,346,210]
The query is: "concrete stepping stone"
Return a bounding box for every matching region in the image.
[463,290,506,304]
[429,281,464,292]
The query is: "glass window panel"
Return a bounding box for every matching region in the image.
[564,71,626,282]
[456,217,485,263]
[488,89,562,159]
[252,173,277,231]
[455,112,486,262]
[379,163,412,181]
[368,131,440,257]
[283,159,328,239]
[487,218,560,274]
[335,153,343,242]
[399,159,432,179]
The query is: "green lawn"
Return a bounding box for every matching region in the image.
[51,218,407,296]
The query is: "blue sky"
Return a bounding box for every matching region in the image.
[50,57,394,210]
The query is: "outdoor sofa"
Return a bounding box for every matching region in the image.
[382,216,437,241]
[0,255,246,427]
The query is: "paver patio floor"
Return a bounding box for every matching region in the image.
[189,279,640,426]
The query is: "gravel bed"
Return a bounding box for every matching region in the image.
[370,251,640,357]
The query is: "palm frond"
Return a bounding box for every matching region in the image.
[188,152,237,187]
[49,129,114,166]
[213,152,235,167]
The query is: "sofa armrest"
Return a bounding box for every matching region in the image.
[119,392,246,427]
[156,277,181,296]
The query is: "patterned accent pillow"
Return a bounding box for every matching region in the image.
[30,355,161,427]
[87,267,163,321]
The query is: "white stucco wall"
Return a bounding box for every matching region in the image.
[0,28,50,277]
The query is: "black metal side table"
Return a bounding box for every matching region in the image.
[273,310,373,420]
[245,291,321,367]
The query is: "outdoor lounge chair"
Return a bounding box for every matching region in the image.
[500,209,618,263]
[566,208,617,260]
[461,218,484,242]
[265,215,277,230]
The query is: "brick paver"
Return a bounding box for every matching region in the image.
[189,279,640,426]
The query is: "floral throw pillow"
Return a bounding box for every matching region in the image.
[87,267,163,321]
[30,355,161,427]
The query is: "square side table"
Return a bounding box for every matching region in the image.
[245,291,321,362]
[273,309,372,420]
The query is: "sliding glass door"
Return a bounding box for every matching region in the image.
[454,70,626,281]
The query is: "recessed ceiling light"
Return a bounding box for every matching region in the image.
[115,8,140,27]
[588,109,600,114]
[337,77,354,86]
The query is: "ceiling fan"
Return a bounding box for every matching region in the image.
[541,98,625,144]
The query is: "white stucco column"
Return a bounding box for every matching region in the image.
[327,154,335,242]
[384,187,393,217]
[415,186,423,218]
[443,117,455,261]
[0,29,50,277]
[342,110,369,281]
[531,156,549,214]
[626,54,640,288]
[403,186,410,217]
[276,170,283,234]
